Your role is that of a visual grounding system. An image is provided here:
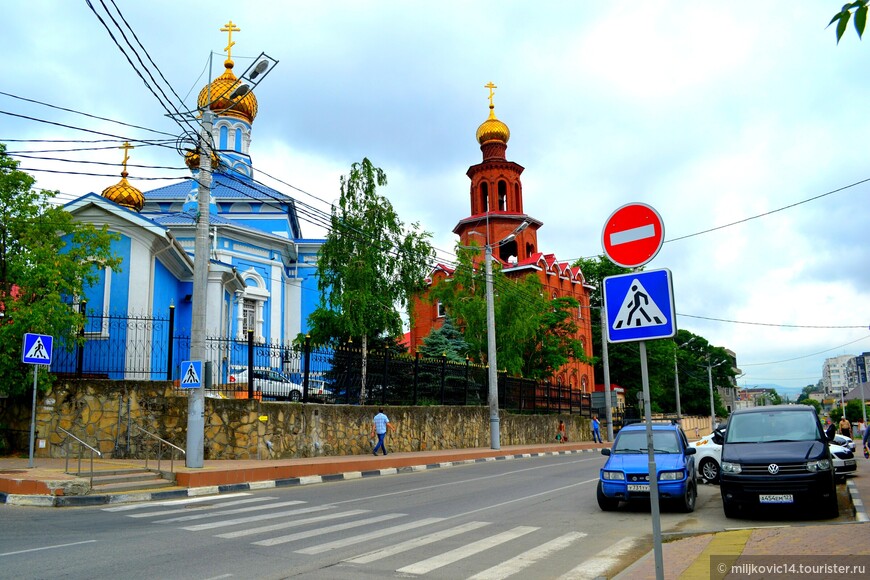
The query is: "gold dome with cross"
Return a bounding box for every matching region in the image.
[196,20,259,124]
[475,82,510,144]
[101,141,144,212]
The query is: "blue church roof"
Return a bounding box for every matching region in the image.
[144,172,293,202]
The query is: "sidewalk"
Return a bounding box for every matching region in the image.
[2,442,869,579]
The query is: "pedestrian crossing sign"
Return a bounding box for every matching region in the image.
[22,333,53,365]
[603,269,676,343]
[180,360,202,388]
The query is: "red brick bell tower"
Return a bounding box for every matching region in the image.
[409,83,595,394]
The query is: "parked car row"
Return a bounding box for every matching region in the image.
[597,405,854,519]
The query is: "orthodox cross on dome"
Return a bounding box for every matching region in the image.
[485,82,497,105]
[221,20,240,60]
[119,141,133,175]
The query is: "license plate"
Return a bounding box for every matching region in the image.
[759,494,793,504]
[627,484,650,492]
[845,460,857,466]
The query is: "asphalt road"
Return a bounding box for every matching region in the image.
[0,453,853,579]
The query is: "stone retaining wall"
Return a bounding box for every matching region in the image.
[0,380,712,459]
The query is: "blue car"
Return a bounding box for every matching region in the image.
[597,421,697,512]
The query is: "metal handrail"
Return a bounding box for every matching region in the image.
[57,426,102,488]
[132,424,185,473]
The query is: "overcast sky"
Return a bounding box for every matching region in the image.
[5,1,870,396]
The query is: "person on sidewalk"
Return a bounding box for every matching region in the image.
[591,416,602,443]
[863,421,870,459]
[824,417,836,442]
[840,416,853,439]
[371,408,395,456]
[556,420,567,443]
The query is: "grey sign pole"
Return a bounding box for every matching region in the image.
[28,366,38,468]
[600,305,614,442]
[640,341,665,580]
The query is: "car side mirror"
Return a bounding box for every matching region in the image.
[601,448,611,456]
[685,447,696,456]
[712,434,723,445]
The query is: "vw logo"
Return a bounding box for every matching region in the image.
[767,464,780,474]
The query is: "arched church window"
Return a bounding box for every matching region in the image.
[219,125,229,150]
[498,180,507,210]
[526,242,535,256]
[234,127,243,152]
[480,182,488,212]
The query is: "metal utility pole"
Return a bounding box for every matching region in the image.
[186,109,214,469]
[485,242,500,450]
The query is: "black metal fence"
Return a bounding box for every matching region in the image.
[50,311,592,415]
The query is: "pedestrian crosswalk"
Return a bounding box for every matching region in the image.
[103,494,632,578]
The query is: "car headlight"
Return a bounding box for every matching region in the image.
[659,470,683,481]
[602,471,625,481]
[721,461,742,474]
[806,459,832,472]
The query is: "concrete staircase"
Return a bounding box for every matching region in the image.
[85,467,176,494]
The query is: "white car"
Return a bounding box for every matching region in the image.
[832,433,856,453]
[830,442,857,480]
[229,368,304,401]
[690,426,725,483]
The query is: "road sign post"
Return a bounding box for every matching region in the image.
[22,333,53,468]
[601,204,669,580]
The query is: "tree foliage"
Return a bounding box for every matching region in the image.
[309,158,434,402]
[829,1,868,42]
[418,315,468,362]
[429,244,589,379]
[0,144,120,398]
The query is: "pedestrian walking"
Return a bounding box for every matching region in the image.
[591,416,602,443]
[863,422,870,459]
[370,408,395,456]
[556,420,567,443]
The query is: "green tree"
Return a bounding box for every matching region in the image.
[804,398,822,415]
[309,158,434,404]
[829,1,868,42]
[429,244,589,379]
[845,398,864,423]
[0,143,120,398]
[419,315,468,362]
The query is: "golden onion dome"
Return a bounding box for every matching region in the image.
[184,148,222,171]
[102,172,144,212]
[197,59,258,123]
[476,104,510,144]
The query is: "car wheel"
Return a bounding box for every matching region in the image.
[597,481,619,511]
[722,497,740,519]
[698,458,720,484]
[677,481,696,513]
[289,390,302,402]
[820,491,839,519]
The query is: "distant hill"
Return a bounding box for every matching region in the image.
[746,383,806,402]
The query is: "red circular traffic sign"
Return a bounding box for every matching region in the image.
[601,203,665,268]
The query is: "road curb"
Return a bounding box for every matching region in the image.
[847,478,868,522]
[1,448,597,508]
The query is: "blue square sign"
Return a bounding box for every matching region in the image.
[22,333,53,365]
[603,269,676,343]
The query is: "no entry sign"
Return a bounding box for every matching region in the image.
[601,203,665,268]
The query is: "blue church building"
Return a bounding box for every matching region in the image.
[58,30,324,383]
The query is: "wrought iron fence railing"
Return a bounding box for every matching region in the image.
[49,311,592,415]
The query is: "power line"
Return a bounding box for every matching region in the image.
[740,334,870,366]
[677,313,868,330]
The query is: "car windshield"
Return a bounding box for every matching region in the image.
[613,430,680,454]
[726,412,820,443]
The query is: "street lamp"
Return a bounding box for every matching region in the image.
[707,357,727,430]
[673,336,697,421]
[467,221,529,450]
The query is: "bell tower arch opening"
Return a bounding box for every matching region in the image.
[479,182,489,212]
[498,180,508,211]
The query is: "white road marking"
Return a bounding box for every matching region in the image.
[183,505,337,532]
[214,509,367,538]
[557,536,638,580]
[469,531,587,580]
[126,496,276,518]
[102,492,252,511]
[296,517,445,554]
[611,223,655,246]
[0,540,97,557]
[253,513,405,547]
[396,526,538,575]
[152,500,305,523]
[345,521,490,564]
